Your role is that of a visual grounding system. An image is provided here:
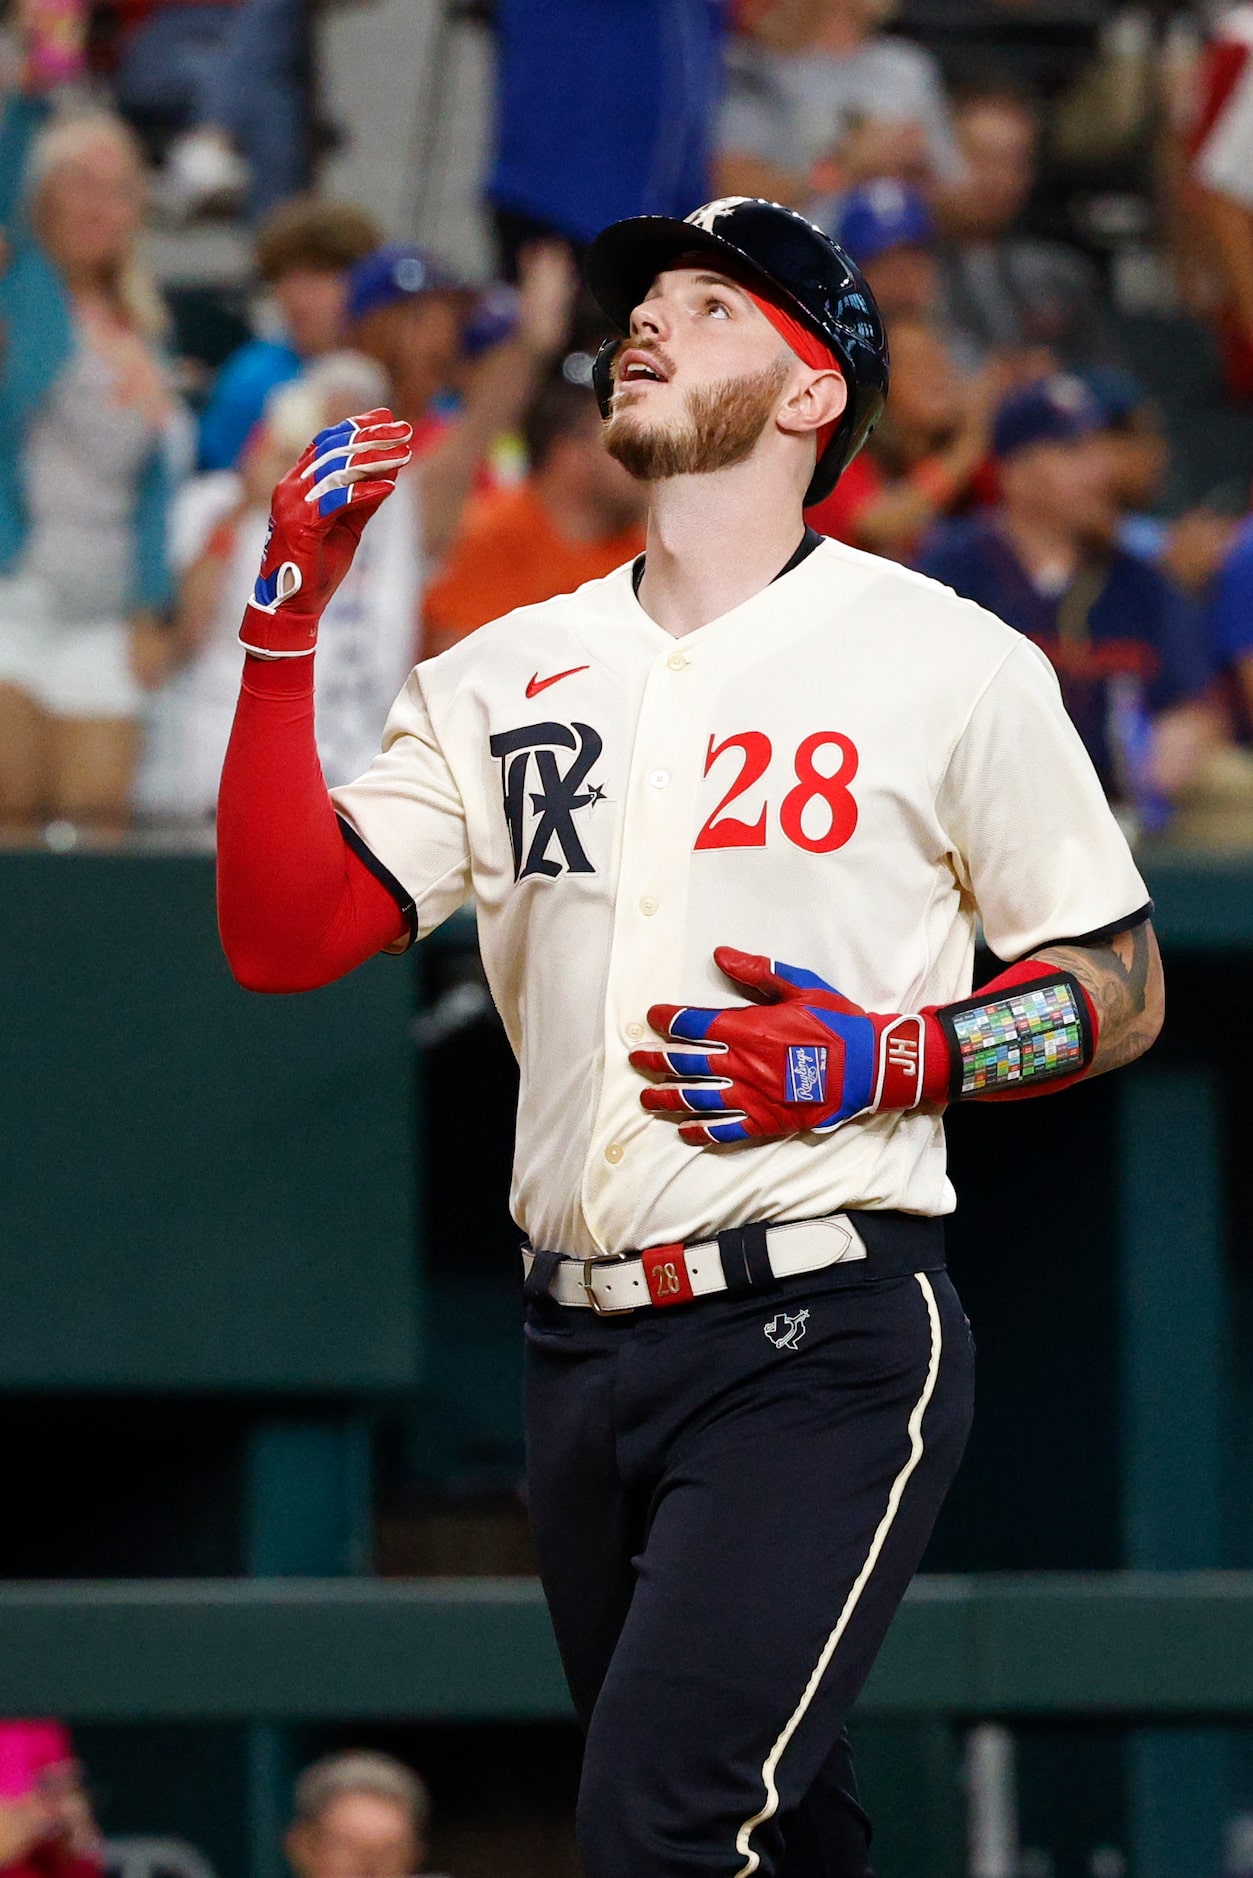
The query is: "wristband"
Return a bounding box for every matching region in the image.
[933,969,1094,1100]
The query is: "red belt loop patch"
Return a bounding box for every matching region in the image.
[642,1242,694,1306]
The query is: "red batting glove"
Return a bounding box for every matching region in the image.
[239,408,413,658]
[630,946,950,1147]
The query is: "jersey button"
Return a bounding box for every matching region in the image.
[649,768,670,789]
[666,652,688,671]
[639,896,658,916]
[604,1142,624,1165]
[626,1021,645,1043]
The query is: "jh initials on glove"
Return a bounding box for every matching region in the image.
[239,408,413,658]
[630,946,949,1147]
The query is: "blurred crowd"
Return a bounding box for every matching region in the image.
[0,1725,446,1878]
[3,0,1253,848]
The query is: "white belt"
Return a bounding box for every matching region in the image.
[522,1214,867,1316]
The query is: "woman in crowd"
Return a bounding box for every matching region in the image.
[0,104,183,832]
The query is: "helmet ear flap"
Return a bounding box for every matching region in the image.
[592,337,622,420]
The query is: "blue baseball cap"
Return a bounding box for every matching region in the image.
[992,374,1104,460]
[1078,366,1161,432]
[345,244,464,324]
[835,181,935,264]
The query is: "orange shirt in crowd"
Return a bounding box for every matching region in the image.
[424,482,645,656]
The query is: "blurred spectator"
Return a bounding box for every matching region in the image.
[1206,517,1253,735]
[920,375,1222,825]
[1182,5,1253,401]
[345,239,577,568]
[139,242,575,818]
[0,103,184,832]
[1083,366,1237,596]
[139,351,417,815]
[807,319,998,558]
[16,0,87,93]
[830,177,939,321]
[198,196,382,472]
[487,0,723,272]
[285,1752,440,1878]
[0,1722,100,1878]
[424,370,646,657]
[114,0,309,222]
[936,78,1123,373]
[717,0,965,213]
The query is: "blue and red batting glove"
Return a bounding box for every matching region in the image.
[630,946,950,1146]
[240,408,412,658]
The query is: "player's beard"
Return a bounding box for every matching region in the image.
[603,357,790,481]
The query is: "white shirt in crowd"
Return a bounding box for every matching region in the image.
[332,538,1147,1260]
[719,30,966,187]
[138,468,423,818]
[1191,5,1253,209]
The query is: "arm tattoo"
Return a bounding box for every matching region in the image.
[1035,922,1164,1076]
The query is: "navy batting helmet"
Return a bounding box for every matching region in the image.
[582,196,889,507]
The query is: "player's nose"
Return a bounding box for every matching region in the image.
[629,295,669,343]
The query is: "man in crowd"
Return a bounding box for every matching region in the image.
[138,242,575,819]
[936,80,1123,374]
[286,1752,440,1878]
[199,197,382,472]
[1083,367,1236,598]
[718,0,966,210]
[807,318,1000,560]
[920,375,1220,824]
[343,241,576,574]
[423,371,646,656]
[831,178,939,325]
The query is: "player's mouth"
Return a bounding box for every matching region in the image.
[616,347,672,388]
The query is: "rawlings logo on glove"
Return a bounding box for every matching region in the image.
[240,408,413,658]
[630,947,950,1147]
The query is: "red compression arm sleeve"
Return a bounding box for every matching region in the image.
[216,654,407,992]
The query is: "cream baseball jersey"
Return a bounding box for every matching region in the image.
[332,535,1148,1259]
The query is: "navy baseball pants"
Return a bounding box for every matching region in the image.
[523,1216,975,1877]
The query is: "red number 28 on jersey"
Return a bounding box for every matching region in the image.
[694,730,860,854]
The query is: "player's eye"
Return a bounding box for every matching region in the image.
[705,298,731,318]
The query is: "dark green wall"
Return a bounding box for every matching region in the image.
[0,853,421,1392]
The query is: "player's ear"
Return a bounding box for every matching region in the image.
[776,367,847,441]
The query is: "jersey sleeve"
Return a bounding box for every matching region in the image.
[938,636,1151,962]
[330,669,472,939]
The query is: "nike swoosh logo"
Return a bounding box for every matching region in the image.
[526,665,590,698]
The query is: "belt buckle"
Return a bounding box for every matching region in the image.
[579,1255,635,1317]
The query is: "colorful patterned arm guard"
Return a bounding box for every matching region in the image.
[932,970,1095,1101]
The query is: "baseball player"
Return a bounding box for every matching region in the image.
[217,199,1163,1877]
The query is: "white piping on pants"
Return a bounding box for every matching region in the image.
[732,1271,944,1878]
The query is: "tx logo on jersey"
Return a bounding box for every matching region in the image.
[489,720,605,881]
[764,1308,809,1351]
